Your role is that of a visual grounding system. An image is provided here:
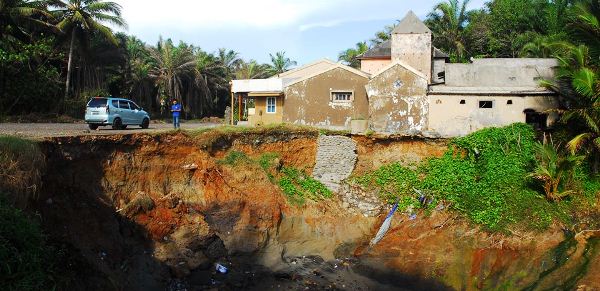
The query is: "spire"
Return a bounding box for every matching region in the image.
[392,10,431,34]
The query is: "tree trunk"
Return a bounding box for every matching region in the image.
[64,29,76,102]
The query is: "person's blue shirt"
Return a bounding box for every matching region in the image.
[171,103,181,117]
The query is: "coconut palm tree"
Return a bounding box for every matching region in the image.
[235,60,269,79]
[426,0,472,62]
[50,0,127,101]
[0,0,55,41]
[529,141,583,201]
[147,38,196,107]
[338,41,369,68]
[369,21,399,46]
[267,51,297,76]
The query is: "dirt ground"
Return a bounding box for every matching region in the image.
[0,122,219,139]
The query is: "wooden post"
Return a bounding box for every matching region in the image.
[230,84,234,125]
[238,94,242,122]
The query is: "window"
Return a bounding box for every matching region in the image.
[87,98,107,107]
[332,91,353,102]
[111,100,119,108]
[507,100,513,105]
[460,100,466,104]
[266,97,276,113]
[479,100,493,108]
[119,100,130,109]
[129,101,140,110]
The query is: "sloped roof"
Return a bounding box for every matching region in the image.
[392,10,431,34]
[357,40,391,60]
[370,60,427,81]
[284,62,370,88]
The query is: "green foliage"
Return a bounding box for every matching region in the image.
[217,151,251,166]
[258,153,280,181]
[529,141,584,201]
[278,167,332,205]
[353,124,574,231]
[0,195,49,290]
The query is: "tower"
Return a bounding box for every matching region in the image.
[391,11,433,83]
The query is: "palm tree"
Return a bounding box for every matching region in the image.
[0,0,55,41]
[426,0,472,62]
[50,0,127,101]
[235,60,269,79]
[216,48,241,77]
[338,41,369,69]
[267,51,297,76]
[147,38,196,107]
[125,36,154,110]
[369,21,399,46]
[529,141,583,201]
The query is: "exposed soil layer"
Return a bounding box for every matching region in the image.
[32,131,600,290]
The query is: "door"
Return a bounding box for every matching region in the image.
[118,100,132,124]
[128,101,143,124]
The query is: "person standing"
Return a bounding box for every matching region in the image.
[171,99,182,129]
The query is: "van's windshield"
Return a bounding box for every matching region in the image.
[87,98,108,107]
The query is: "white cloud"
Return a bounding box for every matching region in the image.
[115,0,344,29]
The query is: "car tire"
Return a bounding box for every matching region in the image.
[112,118,122,130]
[141,118,149,129]
[88,124,99,130]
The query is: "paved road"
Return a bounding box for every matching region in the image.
[0,122,220,139]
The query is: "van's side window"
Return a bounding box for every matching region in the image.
[129,102,139,110]
[119,100,130,109]
[112,100,119,108]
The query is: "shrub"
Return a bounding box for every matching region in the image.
[0,195,49,290]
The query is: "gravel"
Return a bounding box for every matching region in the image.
[0,122,220,139]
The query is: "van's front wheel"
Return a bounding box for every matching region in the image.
[140,118,149,129]
[112,118,123,130]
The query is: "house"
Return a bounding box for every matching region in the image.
[231,59,370,129]
[231,10,559,137]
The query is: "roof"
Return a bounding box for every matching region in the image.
[434,48,449,59]
[284,62,370,88]
[392,10,431,34]
[428,85,557,95]
[370,60,427,81]
[357,40,391,60]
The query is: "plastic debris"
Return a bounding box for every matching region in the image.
[216,263,228,274]
[369,201,399,246]
[409,213,417,220]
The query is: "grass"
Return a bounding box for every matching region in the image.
[0,136,45,207]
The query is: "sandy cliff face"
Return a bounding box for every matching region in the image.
[34,131,600,290]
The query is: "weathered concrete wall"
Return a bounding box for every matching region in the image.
[248,96,283,126]
[366,63,429,134]
[428,95,559,137]
[391,33,432,82]
[432,58,446,84]
[360,59,392,75]
[312,135,357,192]
[283,67,369,128]
[445,59,557,87]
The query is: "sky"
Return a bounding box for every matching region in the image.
[113,0,487,65]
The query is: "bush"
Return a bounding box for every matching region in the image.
[0,195,49,290]
[353,123,568,231]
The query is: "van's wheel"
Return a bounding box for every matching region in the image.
[121,125,127,130]
[112,118,122,130]
[88,124,98,130]
[140,118,149,129]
